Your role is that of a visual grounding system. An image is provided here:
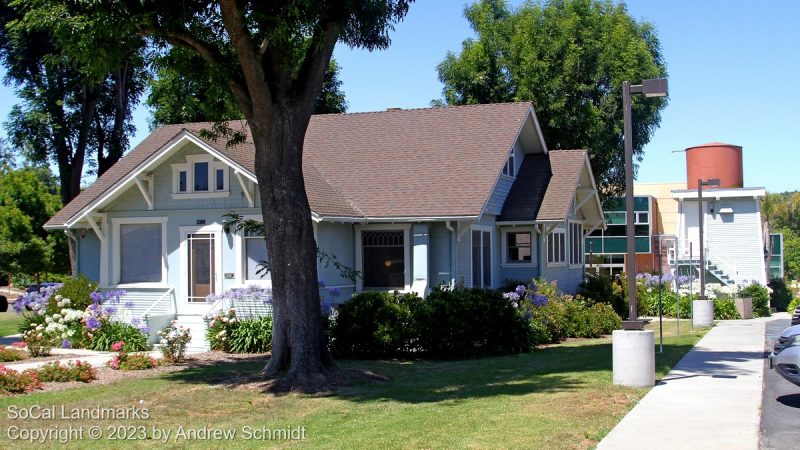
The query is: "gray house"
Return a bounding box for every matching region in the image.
[45,102,604,348]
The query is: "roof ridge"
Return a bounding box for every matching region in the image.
[310,101,533,118]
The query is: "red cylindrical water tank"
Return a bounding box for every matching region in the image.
[685,142,743,189]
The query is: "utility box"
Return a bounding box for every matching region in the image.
[735,297,753,319]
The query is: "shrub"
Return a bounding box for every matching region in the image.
[0,348,27,362]
[739,282,771,317]
[54,275,97,311]
[416,288,532,359]
[107,341,158,371]
[579,273,625,317]
[158,321,192,363]
[331,291,422,358]
[21,326,53,357]
[36,361,97,383]
[207,308,236,352]
[0,365,41,394]
[227,317,272,354]
[768,279,793,312]
[714,299,741,320]
[788,297,800,313]
[90,322,150,352]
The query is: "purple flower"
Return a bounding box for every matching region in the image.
[636,273,644,280]
[90,291,103,303]
[124,301,135,309]
[138,326,150,335]
[131,317,141,327]
[61,339,72,349]
[86,317,101,331]
[515,285,526,298]
[329,287,341,298]
[503,292,520,301]
[104,306,118,316]
[318,280,327,289]
[532,294,549,307]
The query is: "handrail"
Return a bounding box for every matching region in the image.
[142,287,175,318]
[705,245,739,286]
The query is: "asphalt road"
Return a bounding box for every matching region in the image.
[760,317,800,450]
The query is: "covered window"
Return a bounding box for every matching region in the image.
[244,229,269,281]
[362,230,405,289]
[178,171,187,192]
[194,162,209,191]
[119,223,162,283]
[472,229,491,287]
[216,168,225,191]
[502,152,515,177]
[569,222,583,265]
[507,232,532,263]
[547,229,566,264]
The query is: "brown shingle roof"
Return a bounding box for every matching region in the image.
[498,149,587,222]
[46,102,534,227]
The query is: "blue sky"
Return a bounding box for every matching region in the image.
[1,0,798,192]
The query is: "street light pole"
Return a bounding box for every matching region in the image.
[698,179,706,300]
[623,81,637,320]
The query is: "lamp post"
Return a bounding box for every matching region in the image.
[694,177,720,327]
[622,78,668,324]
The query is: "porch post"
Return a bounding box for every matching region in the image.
[412,224,429,297]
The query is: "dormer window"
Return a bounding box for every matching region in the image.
[502,152,515,177]
[172,154,229,199]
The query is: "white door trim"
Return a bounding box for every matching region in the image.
[179,224,223,314]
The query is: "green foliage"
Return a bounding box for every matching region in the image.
[713,300,740,320]
[739,283,771,318]
[0,347,27,362]
[227,317,273,354]
[788,297,800,313]
[524,286,621,346]
[768,278,793,312]
[21,326,53,357]
[158,322,192,363]
[0,366,41,394]
[36,361,97,383]
[54,275,97,311]
[0,166,67,279]
[436,0,667,199]
[115,353,158,371]
[579,273,626,317]
[89,322,150,352]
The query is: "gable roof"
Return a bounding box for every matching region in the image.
[498,149,591,222]
[46,102,536,228]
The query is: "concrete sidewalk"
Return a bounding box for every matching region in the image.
[597,317,772,450]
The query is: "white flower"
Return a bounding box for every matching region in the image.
[67,329,75,337]
[45,317,52,324]
[221,317,229,323]
[55,294,63,301]
[217,330,226,337]
[160,339,167,344]
[229,318,236,323]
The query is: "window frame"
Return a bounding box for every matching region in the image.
[354,224,411,292]
[547,228,567,266]
[501,151,516,178]
[568,221,584,267]
[235,215,271,287]
[111,217,168,288]
[171,154,230,199]
[470,224,493,288]
[502,227,536,266]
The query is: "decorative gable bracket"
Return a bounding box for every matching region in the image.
[134,175,155,210]
[235,170,255,208]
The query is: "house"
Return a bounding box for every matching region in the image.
[44,102,604,349]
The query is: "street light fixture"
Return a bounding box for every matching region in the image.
[697,177,720,300]
[623,78,668,325]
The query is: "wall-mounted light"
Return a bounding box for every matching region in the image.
[80,229,86,239]
[709,201,715,215]
[384,259,393,269]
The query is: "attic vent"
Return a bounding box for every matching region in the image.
[386,107,402,111]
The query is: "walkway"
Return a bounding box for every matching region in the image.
[597,317,772,450]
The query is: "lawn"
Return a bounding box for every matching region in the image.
[0,311,23,337]
[0,321,707,449]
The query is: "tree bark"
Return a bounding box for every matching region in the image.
[253,105,335,383]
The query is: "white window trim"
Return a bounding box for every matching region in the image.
[501,226,537,267]
[568,221,584,267]
[501,151,516,179]
[171,154,230,199]
[470,224,494,288]
[235,214,272,288]
[111,217,169,288]
[634,211,650,225]
[547,227,567,267]
[354,223,412,292]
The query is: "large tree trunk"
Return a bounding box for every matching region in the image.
[255,105,335,384]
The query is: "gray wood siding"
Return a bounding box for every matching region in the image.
[429,222,453,289]
[484,142,525,215]
[77,230,101,282]
[315,222,356,303]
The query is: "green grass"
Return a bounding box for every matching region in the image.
[0,311,23,337]
[0,323,708,449]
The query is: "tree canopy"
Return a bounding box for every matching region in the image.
[436,0,668,198]
[762,191,800,279]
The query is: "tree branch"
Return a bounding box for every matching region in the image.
[293,21,341,112]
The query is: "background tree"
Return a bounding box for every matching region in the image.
[436,0,668,199]
[148,48,348,126]
[762,191,800,280]
[28,0,413,384]
[0,165,67,284]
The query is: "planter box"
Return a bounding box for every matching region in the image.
[735,297,753,319]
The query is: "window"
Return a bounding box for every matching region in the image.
[605,212,626,225]
[362,230,405,288]
[194,162,209,191]
[244,230,269,281]
[119,223,163,283]
[507,232,532,263]
[472,229,491,287]
[172,155,229,197]
[502,152,515,177]
[178,171,187,192]
[569,222,583,265]
[635,212,649,224]
[547,229,566,264]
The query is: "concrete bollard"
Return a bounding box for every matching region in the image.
[693,299,714,327]
[612,330,655,387]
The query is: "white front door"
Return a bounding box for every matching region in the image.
[180,226,223,314]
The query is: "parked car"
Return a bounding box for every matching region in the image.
[792,305,800,326]
[770,324,800,387]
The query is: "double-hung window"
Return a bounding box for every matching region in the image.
[244,229,270,281]
[547,229,566,265]
[569,222,583,265]
[172,154,229,198]
[472,228,492,287]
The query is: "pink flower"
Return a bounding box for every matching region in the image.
[111,341,125,352]
[10,341,26,348]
